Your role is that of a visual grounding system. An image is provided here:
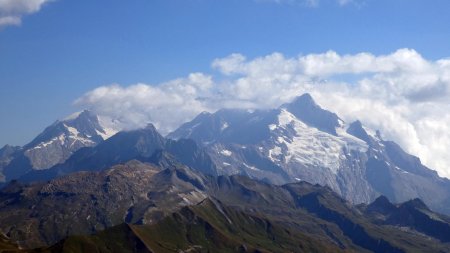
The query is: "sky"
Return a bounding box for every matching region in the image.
[1,0,450,176]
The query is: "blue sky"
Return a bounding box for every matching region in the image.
[1,0,450,147]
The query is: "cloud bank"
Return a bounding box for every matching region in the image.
[0,0,52,27]
[76,49,450,178]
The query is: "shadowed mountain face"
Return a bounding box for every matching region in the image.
[168,93,450,215]
[18,124,218,183]
[0,110,118,183]
[2,160,450,252]
[282,93,342,135]
[364,196,450,243]
[0,145,20,182]
[0,233,22,252]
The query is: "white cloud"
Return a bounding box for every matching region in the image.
[76,49,450,179]
[0,0,53,28]
[75,73,214,134]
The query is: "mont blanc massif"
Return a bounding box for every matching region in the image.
[1,93,450,253]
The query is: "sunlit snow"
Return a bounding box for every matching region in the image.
[269,109,368,174]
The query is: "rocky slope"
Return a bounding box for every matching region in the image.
[1,160,450,252]
[0,160,207,248]
[45,199,344,253]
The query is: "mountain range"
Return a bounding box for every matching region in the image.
[1,93,450,252]
[169,93,450,214]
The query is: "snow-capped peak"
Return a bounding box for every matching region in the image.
[21,110,121,170]
[61,110,119,141]
[268,109,368,174]
[281,93,342,135]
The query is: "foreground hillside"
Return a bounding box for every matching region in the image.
[44,199,343,253]
[1,160,450,252]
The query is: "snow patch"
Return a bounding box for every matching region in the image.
[395,166,409,174]
[269,146,282,162]
[243,163,259,171]
[272,109,368,174]
[30,134,66,150]
[268,124,277,131]
[96,129,115,140]
[278,109,297,126]
[363,126,382,141]
[220,149,232,156]
[62,124,96,147]
[30,123,97,151]
[64,124,80,137]
[97,116,120,140]
[182,197,192,205]
[221,122,229,131]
